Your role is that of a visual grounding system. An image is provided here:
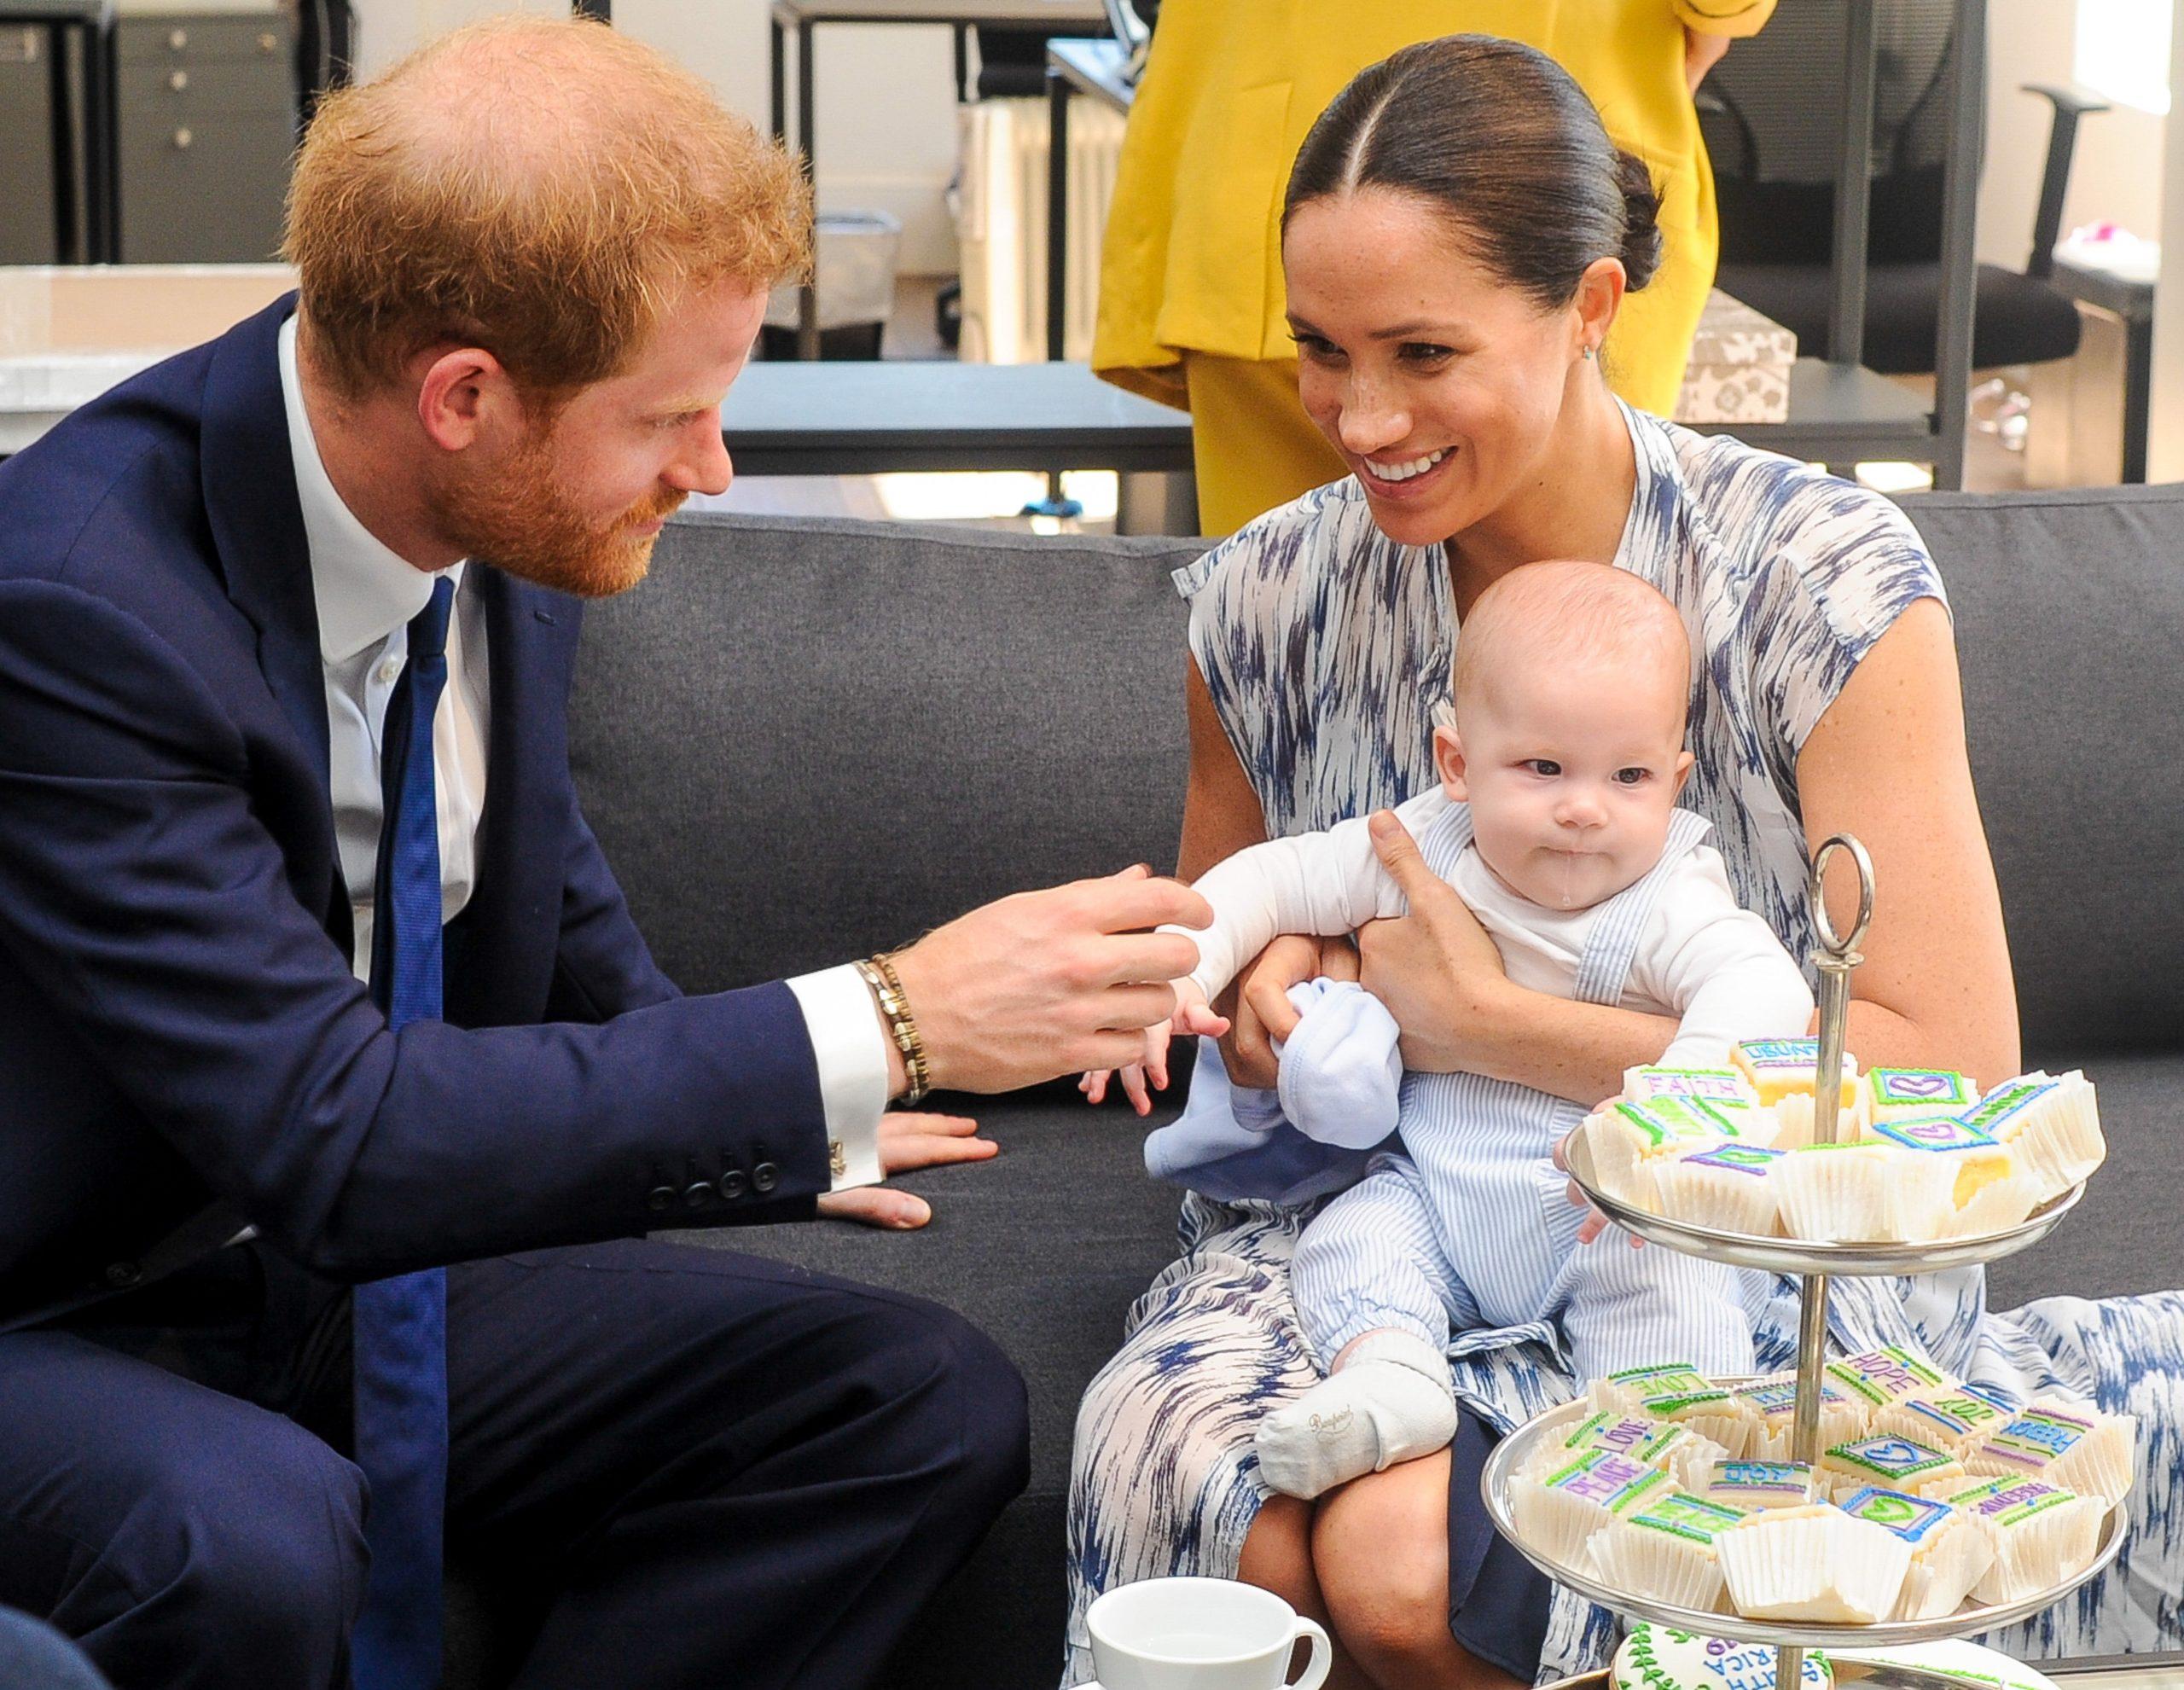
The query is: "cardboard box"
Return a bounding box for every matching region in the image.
[1674,288,1798,426]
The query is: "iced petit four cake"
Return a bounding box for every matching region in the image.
[1960,1071,2106,1201]
[1584,1099,1769,1211]
[1825,1347,1947,1417]
[1697,1461,1821,1513]
[1871,1387,2015,1457]
[1652,1142,1787,1237]
[1509,1449,1672,1565]
[1820,1434,1968,1501]
[1732,1039,1859,1112]
[1946,1478,2106,1603]
[1866,1117,2041,1238]
[1837,1487,1995,1621]
[1716,1503,1913,1623]
[1587,1490,1750,1610]
[1731,1376,1863,1461]
[1771,1139,1956,1242]
[1519,1409,1725,1491]
[1965,1400,2138,1507]
[1613,1625,1833,1690]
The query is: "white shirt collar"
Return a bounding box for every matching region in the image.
[277,314,465,665]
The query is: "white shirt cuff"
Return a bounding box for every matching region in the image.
[785,965,890,1190]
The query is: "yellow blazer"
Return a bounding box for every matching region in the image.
[1090,0,1775,418]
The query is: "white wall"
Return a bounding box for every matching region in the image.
[2148,2,2184,476]
[347,0,964,273]
[1980,0,2164,269]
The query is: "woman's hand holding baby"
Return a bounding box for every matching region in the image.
[1081,978,1233,1116]
[1356,810,1516,1075]
[1218,932,1358,1088]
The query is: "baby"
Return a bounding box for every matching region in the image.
[1089,560,1815,1499]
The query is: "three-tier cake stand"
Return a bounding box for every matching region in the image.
[1480,835,2125,1690]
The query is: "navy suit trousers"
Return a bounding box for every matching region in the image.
[0,1238,1029,1690]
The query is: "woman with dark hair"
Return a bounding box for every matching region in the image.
[1066,35,2184,1690]
[1090,0,1773,536]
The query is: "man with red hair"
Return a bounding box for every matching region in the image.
[0,17,1204,1688]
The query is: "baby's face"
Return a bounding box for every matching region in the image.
[1438,655,1693,912]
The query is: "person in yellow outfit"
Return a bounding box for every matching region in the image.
[1093,0,1775,534]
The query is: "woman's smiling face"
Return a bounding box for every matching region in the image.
[1283,188,1585,548]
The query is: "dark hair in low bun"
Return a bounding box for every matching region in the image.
[1285,34,1664,308]
[1614,148,1664,293]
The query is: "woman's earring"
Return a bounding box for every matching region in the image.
[1581,345,1596,362]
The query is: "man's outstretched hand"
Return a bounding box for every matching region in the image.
[889,864,1213,1094]
[816,1111,994,1229]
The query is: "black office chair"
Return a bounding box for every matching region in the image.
[1699,0,2106,376]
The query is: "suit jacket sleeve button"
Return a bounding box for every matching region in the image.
[104,1261,143,1289]
[646,1185,677,1214]
[682,1182,716,1210]
[717,1169,748,1200]
[752,1163,780,1194]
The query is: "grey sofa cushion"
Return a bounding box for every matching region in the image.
[1903,482,2184,1057]
[569,514,1211,991]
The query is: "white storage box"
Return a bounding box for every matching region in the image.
[764,211,903,335]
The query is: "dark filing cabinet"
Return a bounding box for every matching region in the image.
[0,23,58,262]
[117,9,293,261]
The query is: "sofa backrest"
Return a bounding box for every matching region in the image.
[568,513,1207,992]
[570,491,2184,1058]
[1902,482,2184,1056]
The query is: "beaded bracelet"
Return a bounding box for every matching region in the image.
[854,954,930,1104]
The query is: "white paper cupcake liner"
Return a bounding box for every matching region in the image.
[1967,1493,2105,1605]
[1717,1507,1913,1623]
[1940,1172,2042,1239]
[1890,1517,1996,1621]
[1509,1468,1667,1567]
[1774,1147,1952,1242]
[1588,1521,1729,1612]
[2007,1077,2107,1200]
[1653,1157,1783,1237]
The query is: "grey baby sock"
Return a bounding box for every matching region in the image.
[1255,1329,1458,1500]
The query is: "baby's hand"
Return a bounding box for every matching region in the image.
[1078,979,1233,1117]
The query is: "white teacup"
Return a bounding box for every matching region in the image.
[1087,1577,1332,1690]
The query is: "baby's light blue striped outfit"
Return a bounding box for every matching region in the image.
[1292,802,1766,1385]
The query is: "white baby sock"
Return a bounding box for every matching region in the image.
[1255,1329,1458,1500]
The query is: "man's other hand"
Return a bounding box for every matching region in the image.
[816,1112,995,1228]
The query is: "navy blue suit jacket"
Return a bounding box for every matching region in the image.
[0,296,830,1324]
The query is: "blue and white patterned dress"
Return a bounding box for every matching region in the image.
[1063,402,2184,1683]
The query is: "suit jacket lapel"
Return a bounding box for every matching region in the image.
[198,293,351,946]
[200,293,330,791]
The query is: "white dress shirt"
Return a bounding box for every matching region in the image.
[278,317,886,1188]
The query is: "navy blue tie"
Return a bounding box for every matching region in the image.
[352,576,455,1690]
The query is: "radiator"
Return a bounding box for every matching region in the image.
[952,96,1128,363]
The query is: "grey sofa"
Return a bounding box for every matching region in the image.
[460,485,2184,1687]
